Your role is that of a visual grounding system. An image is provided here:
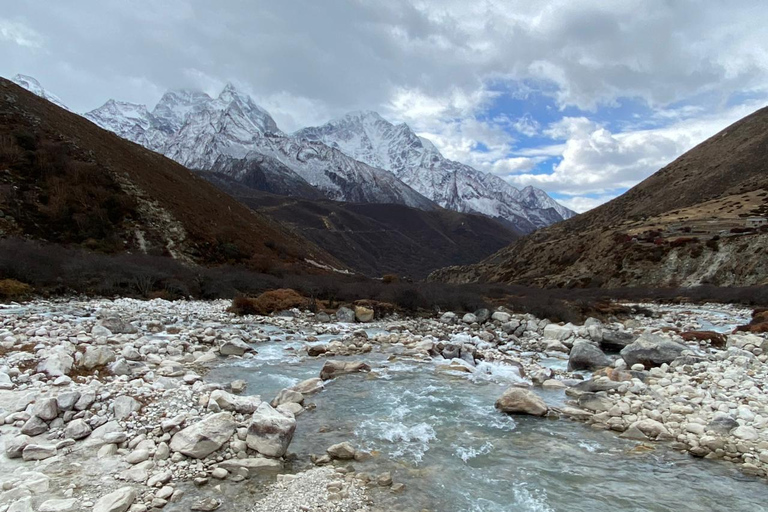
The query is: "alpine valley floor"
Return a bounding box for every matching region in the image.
[1,299,767,512]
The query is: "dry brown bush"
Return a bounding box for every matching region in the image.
[0,278,32,299]
[229,288,307,316]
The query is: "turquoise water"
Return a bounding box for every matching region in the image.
[208,336,768,512]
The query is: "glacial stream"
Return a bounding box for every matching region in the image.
[207,319,768,512]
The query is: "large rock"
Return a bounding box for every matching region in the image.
[169,412,236,459]
[290,378,324,395]
[80,346,116,370]
[219,338,252,357]
[65,419,93,440]
[335,307,356,323]
[208,390,261,414]
[32,397,59,421]
[354,306,374,323]
[620,333,689,367]
[38,499,78,512]
[245,403,296,458]
[494,387,548,416]
[93,487,137,512]
[600,330,637,352]
[473,308,490,324]
[568,341,611,371]
[270,389,304,408]
[112,396,141,420]
[21,416,49,436]
[491,311,511,323]
[319,360,371,381]
[327,442,356,460]
[37,349,73,377]
[100,317,138,334]
[439,312,457,324]
[5,434,30,458]
[543,324,574,341]
[22,444,57,461]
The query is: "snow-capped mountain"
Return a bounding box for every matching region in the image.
[11,74,573,230]
[295,111,576,232]
[80,83,433,209]
[11,75,69,111]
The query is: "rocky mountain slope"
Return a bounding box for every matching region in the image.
[80,83,435,210]
[11,74,571,230]
[431,106,768,287]
[296,111,576,232]
[0,77,342,272]
[203,172,518,278]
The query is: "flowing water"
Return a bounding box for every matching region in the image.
[207,325,768,512]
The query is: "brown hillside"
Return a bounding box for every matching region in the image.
[431,106,768,288]
[201,171,518,278]
[0,78,341,272]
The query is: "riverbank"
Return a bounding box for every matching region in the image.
[0,298,766,511]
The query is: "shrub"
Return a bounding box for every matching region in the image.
[381,274,399,284]
[0,279,32,299]
[229,288,308,316]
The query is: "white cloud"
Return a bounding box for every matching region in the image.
[555,194,618,213]
[0,19,43,48]
[508,99,767,198]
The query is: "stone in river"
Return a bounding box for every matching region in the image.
[495,387,548,416]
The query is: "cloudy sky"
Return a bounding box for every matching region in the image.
[2,0,767,212]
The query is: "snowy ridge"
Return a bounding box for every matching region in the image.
[11,74,69,111]
[295,111,576,232]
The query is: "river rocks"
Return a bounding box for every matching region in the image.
[80,346,117,370]
[543,324,574,342]
[326,442,356,460]
[491,311,511,323]
[619,333,689,367]
[93,487,136,512]
[218,457,283,476]
[319,360,371,381]
[246,403,296,458]
[218,338,252,357]
[495,387,548,416]
[290,377,325,395]
[461,313,477,324]
[37,348,74,377]
[354,306,374,323]
[22,444,57,461]
[208,389,262,414]
[169,412,236,459]
[32,397,60,421]
[38,499,78,512]
[576,393,613,413]
[5,434,30,458]
[64,418,92,440]
[112,396,141,420]
[191,498,221,511]
[474,309,490,324]
[568,341,611,371]
[439,312,457,324]
[600,330,637,352]
[21,415,49,436]
[100,316,138,334]
[335,307,356,323]
[271,388,304,407]
[307,344,327,357]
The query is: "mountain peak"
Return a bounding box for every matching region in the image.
[10,74,69,110]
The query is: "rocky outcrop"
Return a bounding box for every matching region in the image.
[246,403,297,458]
[169,412,236,459]
[319,360,371,381]
[620,333,689,367]
[568,341,611,371]
[495,387,548,416]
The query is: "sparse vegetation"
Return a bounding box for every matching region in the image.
[0,278,32,299]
